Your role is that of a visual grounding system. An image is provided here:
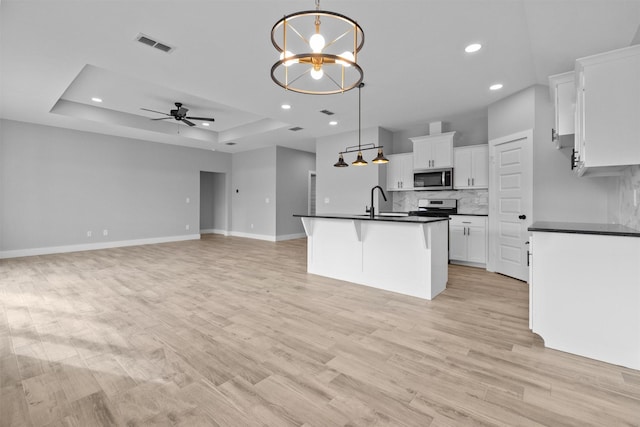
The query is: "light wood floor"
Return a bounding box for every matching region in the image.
[1,235,639,427]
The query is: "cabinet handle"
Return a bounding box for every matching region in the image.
[551,128,557,141]
[472,178,474,186]
[463,227,466,236]
[467,178,470,186]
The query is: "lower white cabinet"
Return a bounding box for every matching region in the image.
[449,215,487,267]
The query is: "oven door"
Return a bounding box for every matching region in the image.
[413,169,452,190]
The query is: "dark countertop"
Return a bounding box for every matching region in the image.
[451,213,489,217]
[293,214,449,224]
[528,221,640,237]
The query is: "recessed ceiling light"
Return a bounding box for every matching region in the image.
[281,104,291,110]
[91,97,102,103]
[329,121,338,126]
[489,83,503,91]
[465,43,482,53]
[202,122,210,126]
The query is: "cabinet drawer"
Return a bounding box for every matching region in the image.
[449,215,487,227]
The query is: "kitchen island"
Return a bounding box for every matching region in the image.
[528,221,640,370]
[294,214,449,300]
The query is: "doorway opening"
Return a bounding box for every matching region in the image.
[308,171,316,215]
[200,171,227,235]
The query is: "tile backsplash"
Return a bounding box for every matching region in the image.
[392,189,489,215]
[616,165,640,230]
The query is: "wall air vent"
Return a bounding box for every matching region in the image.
[320,109,335,115]
[135,33,175,53]
[289,127,304,131]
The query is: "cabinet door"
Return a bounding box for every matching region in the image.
[466,224,487,264]
[386,154,402,191]
[399,154,414,190]
[453,148,472,189]
[448,224,467,261]
[412,141,432,170]
[431,137,453,168]
[470,146,489,188]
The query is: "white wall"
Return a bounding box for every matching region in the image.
[393,108,489,153]
[0,119,232,256]
[488,86,614,224]
[275,146,315,238]
[231,146,277,239]
[316,126,391,214]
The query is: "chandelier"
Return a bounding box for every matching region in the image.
[270,0,364,95]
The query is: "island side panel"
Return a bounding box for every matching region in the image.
[305,218,364,285]
[531,231,640,370]
[361,221,431,299]
[427,220,449,298]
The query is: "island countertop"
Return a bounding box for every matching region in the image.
[293,213,448,224]
[528,221,640,237]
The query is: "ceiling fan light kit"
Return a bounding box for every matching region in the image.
[140,102,215,127]
[270,0,364,95]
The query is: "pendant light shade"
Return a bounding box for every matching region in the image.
[371,148,389,164]
[352,152,368,166]
[334,153,348,167]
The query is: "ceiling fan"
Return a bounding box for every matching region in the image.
[140,102,215,127]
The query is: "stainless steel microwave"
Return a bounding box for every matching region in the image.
[413,168,453,190]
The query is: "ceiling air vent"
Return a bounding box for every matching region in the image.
[289,127,304,131]
[135,33,175,53]
[320,109,335,115]
[225,142,237,146]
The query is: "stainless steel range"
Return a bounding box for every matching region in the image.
[408,198,457,217]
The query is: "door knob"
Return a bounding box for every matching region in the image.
[518,214,526,220]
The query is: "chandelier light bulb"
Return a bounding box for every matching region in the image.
[337,51,354,67]
[309,33,326,53]
[310,66,324,80]
[279,50,297,66]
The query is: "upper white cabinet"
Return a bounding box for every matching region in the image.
[573,44,640,177]
[386,153,414,191]
[410,132,455,170]
[548,71,575,149]
[453,144,488,189]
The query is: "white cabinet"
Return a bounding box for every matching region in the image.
[573,44,640,176]
[386,153,414,191]
[453,145,488,189]
[529,230,640,370]
[449,215,487,267]
[548,71,575,149]
[410,132,455,170]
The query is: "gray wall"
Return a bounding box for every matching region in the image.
[315,126,391,214]
[275,146,316,237]
[231,146,277,238]
[392,108,489,154]
[0,119,231,252]
[200,171,226,232]
[488,85,614,223]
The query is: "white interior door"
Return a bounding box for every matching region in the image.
[488,130,532,281]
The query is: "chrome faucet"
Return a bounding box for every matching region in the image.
[368,185,387,219]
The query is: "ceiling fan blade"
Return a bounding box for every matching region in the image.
[151,117,173,121]
[140,108,170,116]
[182,119,196,127]
[185,116,215,122]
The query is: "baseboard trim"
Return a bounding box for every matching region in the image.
[0,234,201,259]
[200,228,229,236]
[228,231,276,241]
[276,233,306,241]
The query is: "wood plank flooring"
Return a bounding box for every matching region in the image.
[1,234,639,426]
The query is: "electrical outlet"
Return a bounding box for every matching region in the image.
[103,229,108,236]
[324,197,330,204]
[250,223,254,229]
[185,224,190,231]
[186,197,190,204]
[87,231,92,238]
[265,197,270,204]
